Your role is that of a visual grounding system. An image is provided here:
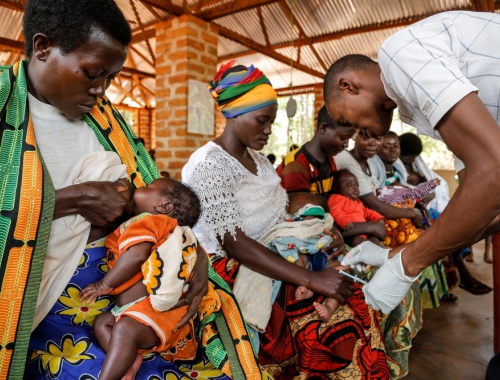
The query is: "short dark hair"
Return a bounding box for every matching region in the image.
[266,153,276,161]
[23,0,132,57]
[332,169,357,193]
[386,131,398,138]
[324,54,377,104]
[160,181,201,228]
[317,105,338,129]
[399,133,423,156]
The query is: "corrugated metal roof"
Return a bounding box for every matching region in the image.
[234,53,322,89]
[217,35,249,57]
[0,0,491,106]
[290,0,470,38]
[313,26,403,65]
[214,8,267,45]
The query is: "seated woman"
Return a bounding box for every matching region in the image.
[334,130,422,379]
[372,132,454,308]
[5,1,264,379]
[183,61,390,379]
[399,132,492,295]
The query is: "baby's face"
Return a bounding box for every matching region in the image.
[132,178,175,215]
[338,174,360,201]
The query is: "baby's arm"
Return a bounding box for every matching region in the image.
[363,206,385,223]
[328,197,354,230]
[80,242,153,303]
[399,180,438,201]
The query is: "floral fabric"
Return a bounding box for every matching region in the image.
[25,243,232,380]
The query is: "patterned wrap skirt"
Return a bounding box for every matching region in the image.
[212,256,391,380]
[25,242,233,380]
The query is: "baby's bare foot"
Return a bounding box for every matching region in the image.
[121,353,142,380]
[484,252,493,264]
[313,302,335,322]
[295,286,314,300]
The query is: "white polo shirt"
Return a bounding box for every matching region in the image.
[378,11,500,172]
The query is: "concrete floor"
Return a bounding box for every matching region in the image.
[405,241,494,380]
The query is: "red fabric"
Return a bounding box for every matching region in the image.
[328,194,384,229]
[210,255,390,379]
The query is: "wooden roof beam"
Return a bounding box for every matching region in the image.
[120,66,155,78]
[218,16,427,62]
[111,81,144,107]
[130,45,155,68]
[141,0,184,16]
[197,0,281,21]
[141,0,322,78]
[471,0,495,11]
[278,0,327,72]
[275,83,316,97]
[217,24,323,78]
[0,0,24,11]
[131,27,156,44]
[256,7,270,46]
[0,36,24,52]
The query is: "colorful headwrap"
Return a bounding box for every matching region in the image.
[208,60,278,118]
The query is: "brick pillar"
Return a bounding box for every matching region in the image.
[155,15,219,179]
[313,83,324,132]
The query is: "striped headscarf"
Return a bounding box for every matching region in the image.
[208,60,277,118]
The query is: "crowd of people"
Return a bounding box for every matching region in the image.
[0,1,498,379]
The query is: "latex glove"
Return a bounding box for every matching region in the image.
[362,249,420,314]
[341,241,390,268]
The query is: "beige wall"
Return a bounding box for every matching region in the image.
[435,170,458,198]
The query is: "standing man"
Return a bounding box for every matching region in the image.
[324,11,500,313]
[277,105,356,198]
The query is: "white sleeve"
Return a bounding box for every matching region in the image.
[379,18,478,129]
[185,150,244,246]
[454,155,465,174]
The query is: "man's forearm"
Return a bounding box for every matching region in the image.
[401,93,500,276]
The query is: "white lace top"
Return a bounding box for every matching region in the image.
[182,142,288,258]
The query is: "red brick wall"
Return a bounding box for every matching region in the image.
[155,15,219,179]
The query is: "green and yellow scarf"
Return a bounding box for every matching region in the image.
[0,60,264,380]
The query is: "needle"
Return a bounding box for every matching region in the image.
[339,269,367,285]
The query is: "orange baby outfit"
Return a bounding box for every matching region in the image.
[105,213,221,361]
[114,284,221,360]
[105,213,178,295]
[328,194,385,238]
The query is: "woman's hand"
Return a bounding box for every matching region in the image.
[169,245,209,329]
[419,192,436,207]
[79,279,114,304]
[307,266,353,303]
[56,180,134,226]
[411,209,423,228]
[368,221,387,240]
[321,228,345,255]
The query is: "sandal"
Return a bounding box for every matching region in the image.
[441,293,458,302]
[459,282,493,295]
